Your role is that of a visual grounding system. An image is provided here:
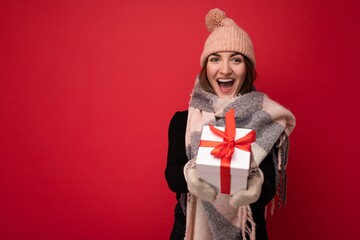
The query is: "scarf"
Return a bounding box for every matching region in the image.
[184,79,296,240]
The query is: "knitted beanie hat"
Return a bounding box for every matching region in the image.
[200,8,256,67]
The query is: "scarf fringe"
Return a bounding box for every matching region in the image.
[237,205,256,240]
[180,193,187,216]
[272,132,290,213]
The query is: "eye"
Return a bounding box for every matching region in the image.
[231,57,243,64]
[209,57,220,63]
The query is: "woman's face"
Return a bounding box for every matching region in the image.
[206,51,246,99]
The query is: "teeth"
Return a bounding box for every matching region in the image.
[217,79,233,82]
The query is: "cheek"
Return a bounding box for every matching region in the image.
[236,67,247,81]
[206,65,217,79]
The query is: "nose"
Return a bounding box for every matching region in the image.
[219,61,232,75]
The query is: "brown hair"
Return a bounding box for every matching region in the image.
[199,54,257,95]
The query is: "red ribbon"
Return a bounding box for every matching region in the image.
[199,108,256,194]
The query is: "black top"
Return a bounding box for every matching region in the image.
[165,110,276,239]
[165,111,189,200]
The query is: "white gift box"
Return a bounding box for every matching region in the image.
[196,126,252,195]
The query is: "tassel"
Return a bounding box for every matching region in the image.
[275,133,290,209]
[180,193,187,216]
[270,197,275,215]
[241,206,247,240]
[246,205,256,240]
[277,147,282,170]
[264,205,267,220]
[237,205,243,224]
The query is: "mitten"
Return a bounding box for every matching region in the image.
[229,166,264,208]
[184,159,217,202]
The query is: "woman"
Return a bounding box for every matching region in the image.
[165,8,295,240]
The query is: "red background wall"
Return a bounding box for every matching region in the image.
[1,0,359,239]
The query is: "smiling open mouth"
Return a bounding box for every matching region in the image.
[217,79,235,89]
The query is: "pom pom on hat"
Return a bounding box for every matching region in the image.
[205,8,227,32]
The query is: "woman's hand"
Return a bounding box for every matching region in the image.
[184,159,217,202]
[229,167,264,208]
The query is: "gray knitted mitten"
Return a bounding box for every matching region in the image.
[184,159,217,202]
[229,166,264,208]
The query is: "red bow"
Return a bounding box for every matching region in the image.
[199,108,255,194]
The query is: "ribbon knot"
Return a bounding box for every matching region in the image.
[211,139,235,159]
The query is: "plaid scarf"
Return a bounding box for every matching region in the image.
[184,79,296,240]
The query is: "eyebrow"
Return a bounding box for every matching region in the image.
[209,52,243,57]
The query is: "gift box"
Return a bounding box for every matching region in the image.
[196,125,255,195]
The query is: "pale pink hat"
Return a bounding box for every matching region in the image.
[200,8,256,67]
